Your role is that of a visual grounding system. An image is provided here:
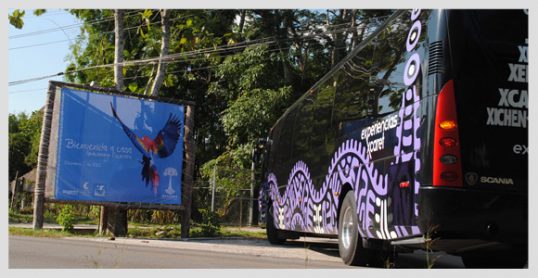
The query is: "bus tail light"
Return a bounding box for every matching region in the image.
[439,137,457,148]
[433,80,463,186]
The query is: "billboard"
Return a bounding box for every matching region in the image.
[48,87,185,205]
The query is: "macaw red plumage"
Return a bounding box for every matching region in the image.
[110,103,181,195]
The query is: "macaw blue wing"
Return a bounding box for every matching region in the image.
[110,103,150,156]
[153,113,181,158]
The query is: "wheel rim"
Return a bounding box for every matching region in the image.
[341,206,354,249]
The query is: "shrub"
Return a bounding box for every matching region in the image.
[56,204,75,232]
[197,209,221,237]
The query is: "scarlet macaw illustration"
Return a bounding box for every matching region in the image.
[110,103,181,194]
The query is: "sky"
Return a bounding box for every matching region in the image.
[8,9,81,114]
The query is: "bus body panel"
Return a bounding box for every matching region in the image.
[261,10,436,240]
[259,9,527,255]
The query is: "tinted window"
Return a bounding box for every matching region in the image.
[268,109,298,186]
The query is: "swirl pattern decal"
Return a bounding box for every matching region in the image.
[261,10,425,240]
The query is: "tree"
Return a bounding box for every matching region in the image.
[8,9,46,29]
[8,111,43,181]
[148,9,170,96]
[57,9,396,221]
[114,9,125,90]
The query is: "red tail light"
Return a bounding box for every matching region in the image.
[433,80,463,186]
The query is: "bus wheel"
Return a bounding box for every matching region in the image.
[266,205,286,245]
[338,191,372,266]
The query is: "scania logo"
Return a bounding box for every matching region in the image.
[465,172,479,186]
[480,176,514,185]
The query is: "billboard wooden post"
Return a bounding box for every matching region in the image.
[33,83,56,230]
[181,104,195,239]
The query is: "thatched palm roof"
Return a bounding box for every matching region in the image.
[10,167,37,193]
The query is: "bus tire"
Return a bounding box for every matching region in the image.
[266,205,286,245]
[338,191,372,266]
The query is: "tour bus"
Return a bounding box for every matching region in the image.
[257,9,527,268]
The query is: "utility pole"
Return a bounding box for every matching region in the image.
[211,163,217,212]
[249,148,255,226]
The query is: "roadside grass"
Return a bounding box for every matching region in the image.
[220,227,267,239]
[9,210,96,225]
[128,224,267,240]
[8,211,33,224]
[10,210,266,240]
[10,224,267,240]
[9,227,101,238]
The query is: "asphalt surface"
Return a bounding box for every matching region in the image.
[9,236,349,268]
[9,234,466,269]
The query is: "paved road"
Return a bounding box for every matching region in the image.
[9,235,465,268]
[9,236,350,268]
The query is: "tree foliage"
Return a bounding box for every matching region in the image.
[9,9,395,219]
[8,111,43,181]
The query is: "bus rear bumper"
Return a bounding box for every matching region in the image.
[417,186,527,247]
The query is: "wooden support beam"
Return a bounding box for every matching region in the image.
[33,83,56,229]
[181,104,195,239]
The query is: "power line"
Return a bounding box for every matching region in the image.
[9,10,142,39]
[9,73,65,86]
[9,14,392,86]
[7,21,351,52]
[8,87,49,94]
[8,10,385,50]
[9,39,70,50]
[9,14,179,51]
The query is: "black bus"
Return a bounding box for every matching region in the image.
[257,9,528,268]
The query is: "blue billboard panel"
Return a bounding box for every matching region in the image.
[55,88,184,205]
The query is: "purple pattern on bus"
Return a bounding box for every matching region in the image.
[264,10,424,240]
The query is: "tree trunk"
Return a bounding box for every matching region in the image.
[104,9,128,237]
[10,171,19,210]
[149,9,170,97]
[274,10,292,85]
[33,84,56,230]
[144,64,157,95]
[181,105,196,239]
[98,206,108,235]
[350,9,358,50]
[106,207,128,237]
[238,10,246,35]
[114,9,125,91]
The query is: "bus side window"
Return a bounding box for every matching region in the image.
[271,109,298,190]
[291,80,336,187]
[367,22,409,116]
[293,84,335,155]
[333,68,370,124]
[267,122,283,173]
[377,87,404,115]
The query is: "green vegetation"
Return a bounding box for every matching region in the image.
[56,205,75,232]
[10,224,266,240]
[9,202,264,240]
[8,111,42,181]
[9,227,97,238]
[196,209,221,237]
[8,9,394,224]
